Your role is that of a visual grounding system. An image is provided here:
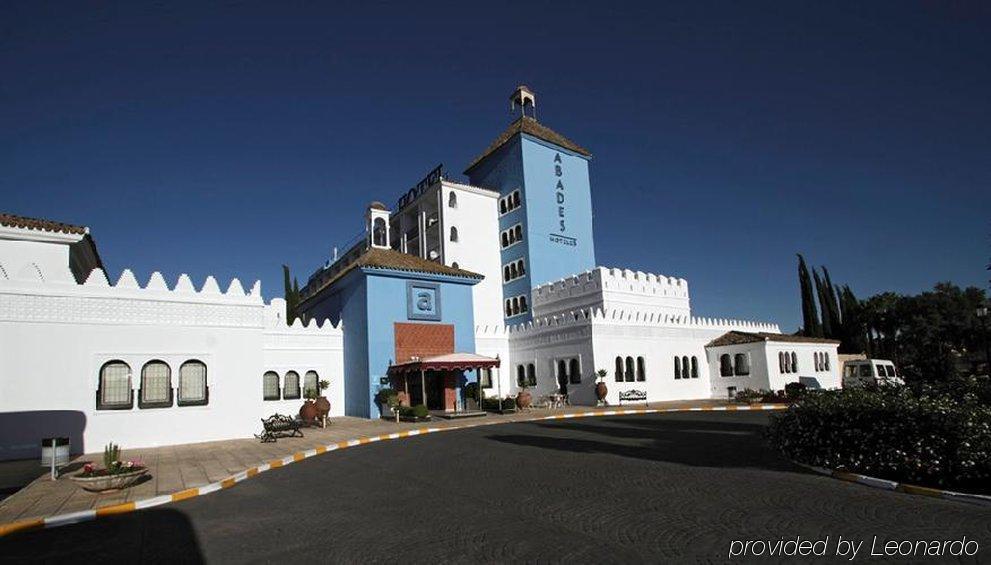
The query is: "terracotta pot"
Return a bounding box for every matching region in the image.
[299,400,318,422]
[315,396,331,419]
[71,467,147,493]
[516,388,532,409]
[595,382,608,401]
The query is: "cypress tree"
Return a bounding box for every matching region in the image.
[282,265,294,323]
[797,254,822,337]
[813,268,834,338]
[292,277,302,324]
[821,267,842,340]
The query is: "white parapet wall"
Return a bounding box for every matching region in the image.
[531,267,693,320]
[0,261,344,460]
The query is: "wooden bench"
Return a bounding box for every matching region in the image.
[618,390,648,406]
[255,414,304,443]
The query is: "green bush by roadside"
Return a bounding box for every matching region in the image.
[766,384,991,492]
[398,404,429,419]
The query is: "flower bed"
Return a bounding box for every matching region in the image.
[766,385,991,493]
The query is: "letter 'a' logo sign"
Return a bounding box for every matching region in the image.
[407,282,441,321]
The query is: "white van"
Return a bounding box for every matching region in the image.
[842,359,902,387]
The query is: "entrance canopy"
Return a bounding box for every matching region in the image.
[387,353,500,375]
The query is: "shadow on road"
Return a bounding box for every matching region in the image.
[487,415,806,473]
[0,508,205,563]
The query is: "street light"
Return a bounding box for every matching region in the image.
[977,306,990,376]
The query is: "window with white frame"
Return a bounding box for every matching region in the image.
[499,189,522,216]
[284,371,301,399]
[140,360,172,408]
[448,191,457,208]
[505,294,529,317]
[733,353,750,376]
[526,363,536,386]
[449,226,458,242]
[98,360,133,410]
[719,354,734,377]
[263,371,280,401]
[500,223,524,249]
[502,258,526,283]
[304,370,319,396]
[516,365,526,387]
[178,360,208,406]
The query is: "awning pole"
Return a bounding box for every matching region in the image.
[421,369,426,408]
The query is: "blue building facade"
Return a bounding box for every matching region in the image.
[465,89,596,323]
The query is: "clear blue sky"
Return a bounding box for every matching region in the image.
[2,2,988,331]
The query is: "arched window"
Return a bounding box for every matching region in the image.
[179,360,208,406]
[674,356,682,379]
[505,299,513,317]
[615,356,624,382]
[451,262,459,269]
[569,358,581,384]
[510,263,518,279]
[518,260,526,276]
[140,360,172,408]
[448,191,457,208]
[526,363,536,386]
[791,352,798,372]
[824,353,830,371]
[97,360,132,410]
[304,370,319,397]
[734,353,750,376]
[501,232,509,248]
[284,371,301,400]
[504,266,511,282]
[625,356,635,382]
[719,354,733,377]
[681,356,689,379]
[691,356,699,378]
[263,371,280,400]
[779,352,786,373]
[500,199,507,214]
[516,365,526,387]
[372,217,387,247]
[636,357,646,381]
[511,297,520,315]
[514,225,523,241]
[512,191,521,208]
[449,226,458,242]
[557,359,567,382]
[519,295,528,313]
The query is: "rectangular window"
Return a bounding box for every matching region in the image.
[481,368,493,388]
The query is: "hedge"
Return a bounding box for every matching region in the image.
[766,384,991,492]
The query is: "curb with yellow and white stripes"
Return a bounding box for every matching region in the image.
[795,463,991,507]
[0,403,785,537]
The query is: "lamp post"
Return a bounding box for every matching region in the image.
[977,306,990,376]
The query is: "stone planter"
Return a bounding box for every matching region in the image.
[315,396,331,419]
[516,388,532,409]
[595,382,608,402]
[299,400,318,423]
[70,467,148,493]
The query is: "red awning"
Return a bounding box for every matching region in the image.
[388,353,500,375]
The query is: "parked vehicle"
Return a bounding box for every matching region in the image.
[842,359,903,387]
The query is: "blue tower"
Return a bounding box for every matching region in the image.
[464,85,596,323]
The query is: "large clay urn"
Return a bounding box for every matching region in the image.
[595,381,608,402]
[516,388,532,409]
[299,400,318,423]
[315,396,331,419]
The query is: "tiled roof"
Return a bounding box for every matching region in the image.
[300,247,482,304]
[706,331,841,348]
[0,213,88,235]
[463,116,591,174]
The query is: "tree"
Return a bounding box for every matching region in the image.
[813,268,834,339]
[797,254,822,337]
[821,268,842,338]
[282,264,300,324]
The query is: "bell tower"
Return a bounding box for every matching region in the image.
[510,85,536,119]
[366,202,391,249]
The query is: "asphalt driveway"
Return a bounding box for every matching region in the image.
[1,411,988,563]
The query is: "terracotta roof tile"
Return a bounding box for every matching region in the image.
[706,331,841,348]
[0,212,87,235]
[463,116,591,173]
[301,247,482,304]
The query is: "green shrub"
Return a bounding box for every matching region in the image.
[734,389,765,403]
[375,388,398,405]
[399,404,429,418]
[784,381,807,400]
[464,382,479,401]
[766,386,991,491]
[482,397,515,410]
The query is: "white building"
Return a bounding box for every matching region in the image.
[0,87,841,460]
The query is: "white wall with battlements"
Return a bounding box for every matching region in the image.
[531,267,693,321]
[0,247,344,460]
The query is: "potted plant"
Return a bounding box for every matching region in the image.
[375,387,399,419]
[70,443,147,493]
[516,385,532,409]
[595,369,609,405]
[300,387,319,423]
[314,379,331,419]
[398,404,430,422]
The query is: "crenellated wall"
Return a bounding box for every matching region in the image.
[531,267,693,320]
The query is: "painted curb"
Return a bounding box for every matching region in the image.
[795,462,991,508]
[0,403,786,537]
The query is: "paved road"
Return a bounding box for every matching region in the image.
[1,411,988,563]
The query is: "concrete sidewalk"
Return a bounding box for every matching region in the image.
[0,400,732,525]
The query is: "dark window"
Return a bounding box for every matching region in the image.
[516,365,526,387]
[615,356,624,382]
[557,359,567,383]
[779,352,786,373]
[733,353,750,376]
[674,356,682,379]
[691,356,699,378]
[526,363,537,386]
[501,233,509,248]
[372,217,387,247]
[263,371,280,400]
[448,192,457,208]
[636,357,646,381]
[98,360,133,410]
[625,356,635,382]
[514,225,523,241]
[719,354,733,377]
[449,226,458,242]
[791,352,798,373]
[179,360,208,406]
[500,200,507,214]
[681,356,689,380]
[139,360,172,408]
[569,358,581,384]
[519,295,528,313]
[504,266,511,282]
[512,191,521,208]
